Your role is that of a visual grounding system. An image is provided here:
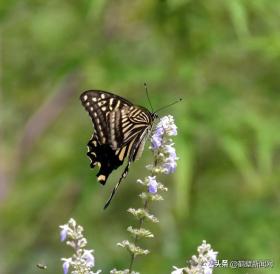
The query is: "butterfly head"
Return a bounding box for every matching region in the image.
[151,112,159,120]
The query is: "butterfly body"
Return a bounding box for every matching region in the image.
[80,90,157,208]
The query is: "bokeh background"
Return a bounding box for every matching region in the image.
[0,1,279,273]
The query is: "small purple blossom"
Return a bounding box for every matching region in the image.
[158,115,177,137]
[165,144,177,158]
[59,225,69,241]
[82,249,95,268]
[151,127,164,149]
[147,176,158,193]
[163,159,177,174]
[207,249,218,265]
[166,123,177,136]
[151,116,177,150]
[62,258,71,274]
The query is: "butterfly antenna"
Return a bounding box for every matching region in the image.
[154,98,182,113]
[144,83,154,113]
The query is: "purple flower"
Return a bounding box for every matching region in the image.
[161,144,178,174]
[159,115,177,136]
[147,176,158,193]
[166,123,177,136]
[151,127,164,149]
[165,144,177,158]
[59,225,69,242]
[82,249,95,268]
[151,115,177,151]
[208,249,218,266]
[163,159,177,174]
[150,115,179,175]
[62,258,71,274]
[151,134,162,149]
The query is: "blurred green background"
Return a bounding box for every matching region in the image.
[0,0,279,273]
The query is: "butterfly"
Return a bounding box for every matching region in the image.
[80,90,158,209]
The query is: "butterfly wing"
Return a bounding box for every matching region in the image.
[108,105,152,148]
[80,90,133,184]
[80,90,132,145]
[103,124,152,209]
[80,90,155,207]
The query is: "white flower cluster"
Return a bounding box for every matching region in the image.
[172,240,218,274]
[60,218,101,274]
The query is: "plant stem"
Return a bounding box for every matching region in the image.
[128,154,158,273]
[128,199,149,273]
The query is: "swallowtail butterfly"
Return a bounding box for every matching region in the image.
[80,90,158,209]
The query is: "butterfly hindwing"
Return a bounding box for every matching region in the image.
[103,128,150,209]
[87,133,124,185]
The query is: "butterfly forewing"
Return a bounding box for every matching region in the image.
[80,90,155,208]
[80,91,131,144]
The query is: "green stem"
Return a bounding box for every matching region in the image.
[128,199,149,273]
[128,152,158,273]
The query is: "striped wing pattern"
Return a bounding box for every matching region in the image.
[80,90,155,208]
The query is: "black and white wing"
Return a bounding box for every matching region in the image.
[80,90,155,208]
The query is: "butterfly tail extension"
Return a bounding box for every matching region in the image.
[103,131,149,209]
[103,162,131,209]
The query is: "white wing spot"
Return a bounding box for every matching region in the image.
[98,175,106,182]
[115,100,120,109]
[101,94,106,99]
[86,102,90,106]
[83,95,88,101]
[90,107,94,111]
[93,112,97,117]
[109,98,114,110]
[98,101,106,106]
[92,97,97,102]
[102,106,107,111]
[98,125,103,133]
